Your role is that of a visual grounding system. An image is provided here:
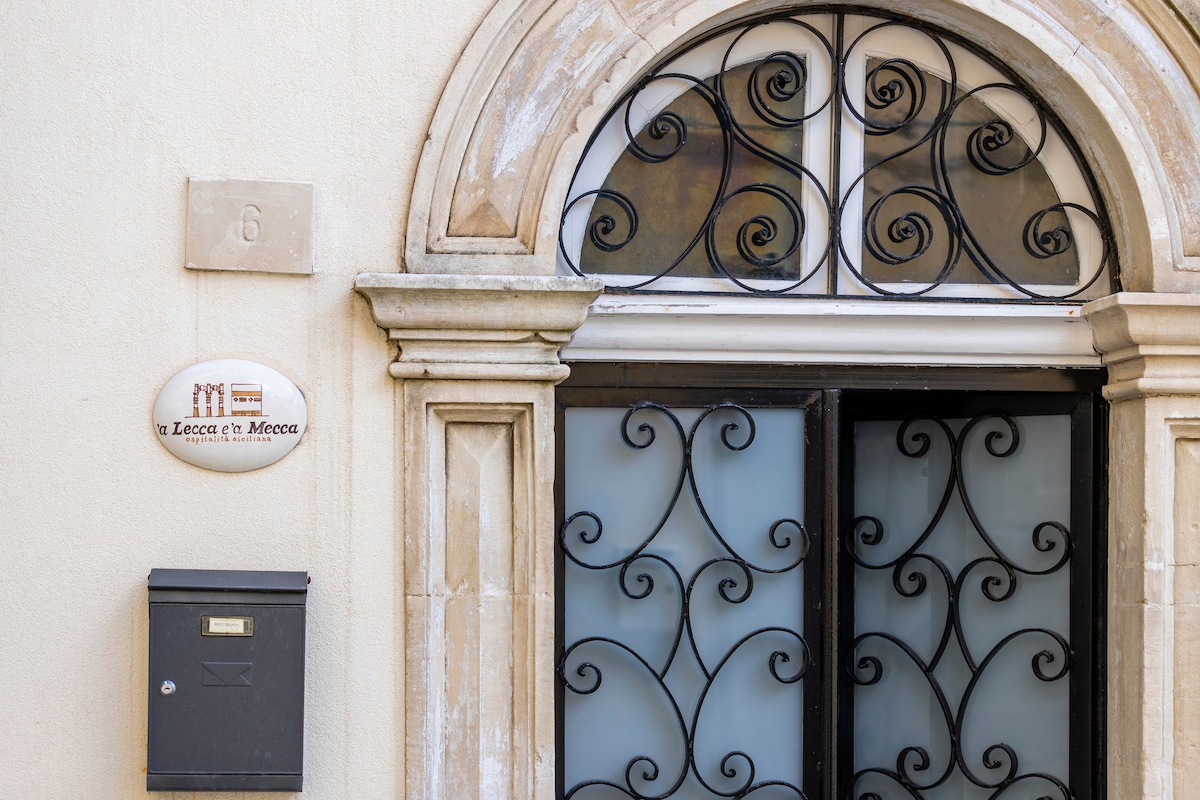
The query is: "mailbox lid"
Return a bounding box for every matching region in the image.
[149,568,307,605]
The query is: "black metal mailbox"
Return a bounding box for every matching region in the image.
[147,568,307,792]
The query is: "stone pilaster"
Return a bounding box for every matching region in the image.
[356,273,602,800]
[1084,292,1200,800]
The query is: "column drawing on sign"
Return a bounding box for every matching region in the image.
[191,383,225,418]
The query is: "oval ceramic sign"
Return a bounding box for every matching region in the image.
[153,359,307,472]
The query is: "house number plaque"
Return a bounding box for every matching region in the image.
[185,178,314,274]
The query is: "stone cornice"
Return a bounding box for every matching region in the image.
[354,273,603,381]
[566,294,1100,366]
[1083,292,1200,400]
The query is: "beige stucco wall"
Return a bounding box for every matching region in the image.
[0,2,489,797]
[5,1,1200,799]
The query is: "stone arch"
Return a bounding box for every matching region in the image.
[405,0,1200,291]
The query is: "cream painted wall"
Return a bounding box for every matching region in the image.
[5,0,1200,798]
[0,2,490,797]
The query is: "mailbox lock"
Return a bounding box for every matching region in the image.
[159,680,176,696]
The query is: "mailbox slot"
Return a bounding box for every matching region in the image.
[147,569,307,792]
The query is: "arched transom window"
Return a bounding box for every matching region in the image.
[558,12,1116,300]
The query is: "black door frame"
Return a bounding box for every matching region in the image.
[555,363,1107,800]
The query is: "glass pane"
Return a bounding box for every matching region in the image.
[861,58,1079,286]
[579,59,808,282]
[562,404,808,799]
[849,413,1073,800]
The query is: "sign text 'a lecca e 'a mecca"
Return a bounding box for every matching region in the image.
[153,359,307,472]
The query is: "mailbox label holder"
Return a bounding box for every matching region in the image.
[202,615,254,636]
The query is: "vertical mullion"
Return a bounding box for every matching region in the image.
[835,392,859,800]
[822,389,845,800]
[803,393,829,799]
[828,14,846,296]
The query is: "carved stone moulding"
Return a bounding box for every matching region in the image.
[1084,292,1200,400]
[354,273,603,382]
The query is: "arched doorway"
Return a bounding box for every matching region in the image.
[355,1,1200,798]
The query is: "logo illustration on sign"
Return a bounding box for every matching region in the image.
[189,383,264,418]
[153,359,307,472]
[230,384,262,416]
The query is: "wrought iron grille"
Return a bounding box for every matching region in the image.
[560,402,813,799]
[556,379,1102,800]
[847,411,1078,800]
[558,12,1116,300]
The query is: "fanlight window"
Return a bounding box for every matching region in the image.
[558,13,1115,299]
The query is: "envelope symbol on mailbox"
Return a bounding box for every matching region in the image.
[202,661,253,686]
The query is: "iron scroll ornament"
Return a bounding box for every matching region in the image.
[845,413,1075,800]
[558,13,1114,299]
[559,403,811,800]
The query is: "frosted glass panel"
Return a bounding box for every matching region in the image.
[562,404,807,800]
[850,414,1072,800]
